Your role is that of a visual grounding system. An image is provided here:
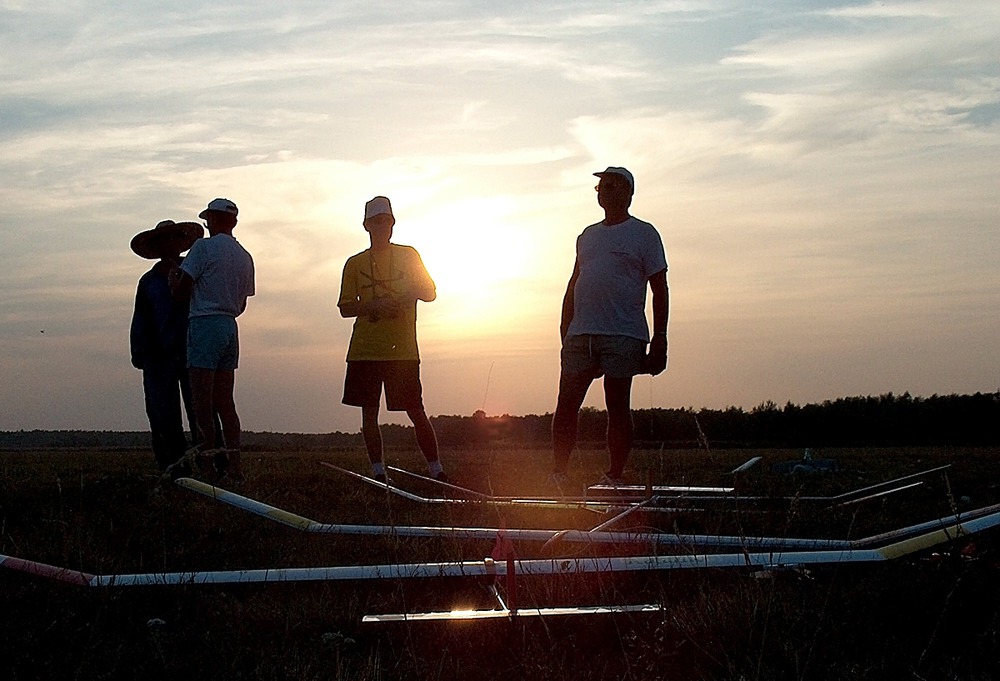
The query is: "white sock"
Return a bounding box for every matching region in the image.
[427,460,443,477]
[371,462,385,477]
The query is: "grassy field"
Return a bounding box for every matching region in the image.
[2,445,1000,680]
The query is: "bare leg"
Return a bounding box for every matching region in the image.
[211,369,243,478]
[551,371,592,474]
[604,376,634,478]
[407,407,439,463]
[213,369,239,450]
[188,367,216,450]
[361,404,383,464]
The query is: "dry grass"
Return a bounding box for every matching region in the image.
[2,445,1000,680]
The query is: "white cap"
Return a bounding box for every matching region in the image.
[364,196,393,221]
[199,198,239,219]
[593,166,635,192]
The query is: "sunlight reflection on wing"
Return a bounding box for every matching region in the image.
[362,603,662,623]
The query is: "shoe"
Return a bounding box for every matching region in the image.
[163,459,192,481]
[162,447,198,481]
[373,473,389,484]
[595,474,626,487]
[433,471,450,484]
[195,448,226,482]
[546,471,570,487]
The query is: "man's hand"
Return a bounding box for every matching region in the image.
[644,334,668,376]
[366,296,401,322]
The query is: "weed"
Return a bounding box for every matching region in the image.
[1,447,999,679]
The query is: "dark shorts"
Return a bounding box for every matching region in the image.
[343,360,424,411]
[560,334,645,379]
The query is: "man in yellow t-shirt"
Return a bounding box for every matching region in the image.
[338,196,447,483]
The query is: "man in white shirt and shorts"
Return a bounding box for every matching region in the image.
[550,167,669,487]
[170,198,255,483]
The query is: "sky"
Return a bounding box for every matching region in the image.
[1,1,998,434]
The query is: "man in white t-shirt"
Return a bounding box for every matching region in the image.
[550,167,669,488]
[170,197,255,483]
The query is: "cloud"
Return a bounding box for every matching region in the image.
[2,1,999,431]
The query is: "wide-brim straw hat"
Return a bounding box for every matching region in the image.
[130,220,204,259]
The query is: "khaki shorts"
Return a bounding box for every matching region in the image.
[560,334,645,379]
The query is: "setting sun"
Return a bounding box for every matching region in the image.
[4,1,998,436]
[410,198,535,335]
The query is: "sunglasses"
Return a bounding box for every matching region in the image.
[595,180,629,192]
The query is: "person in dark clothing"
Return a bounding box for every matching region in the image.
[129,219,203,472]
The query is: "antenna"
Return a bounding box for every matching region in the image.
[481,360,495,412]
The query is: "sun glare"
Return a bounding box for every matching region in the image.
[409,198,533,335]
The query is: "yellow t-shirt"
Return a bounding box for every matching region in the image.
[338,244,435,361]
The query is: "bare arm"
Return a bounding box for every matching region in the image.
[559,259,580,341]
[409,249,436,303]
[412,281,436,303]
[649,269,668,337]
[130,285,146,369]
[403,276,436,304]
[645,269,669,375]
[338,300,365,318]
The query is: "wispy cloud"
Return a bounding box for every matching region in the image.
[1,1,998,431]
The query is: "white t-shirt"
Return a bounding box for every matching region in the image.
[180,233,255,318]
[566,216,667,342]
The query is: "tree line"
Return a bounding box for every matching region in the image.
[1,391,996,451]
[430,391,999,449]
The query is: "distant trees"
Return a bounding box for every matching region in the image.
[1,392,996,451]
[427,391,999,450]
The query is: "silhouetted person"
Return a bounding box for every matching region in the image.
[170,198,255,484]
[130,219,203,473]
[550,167,669,487]
[338,196,446,483]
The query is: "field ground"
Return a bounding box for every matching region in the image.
[3,445,1000,680]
